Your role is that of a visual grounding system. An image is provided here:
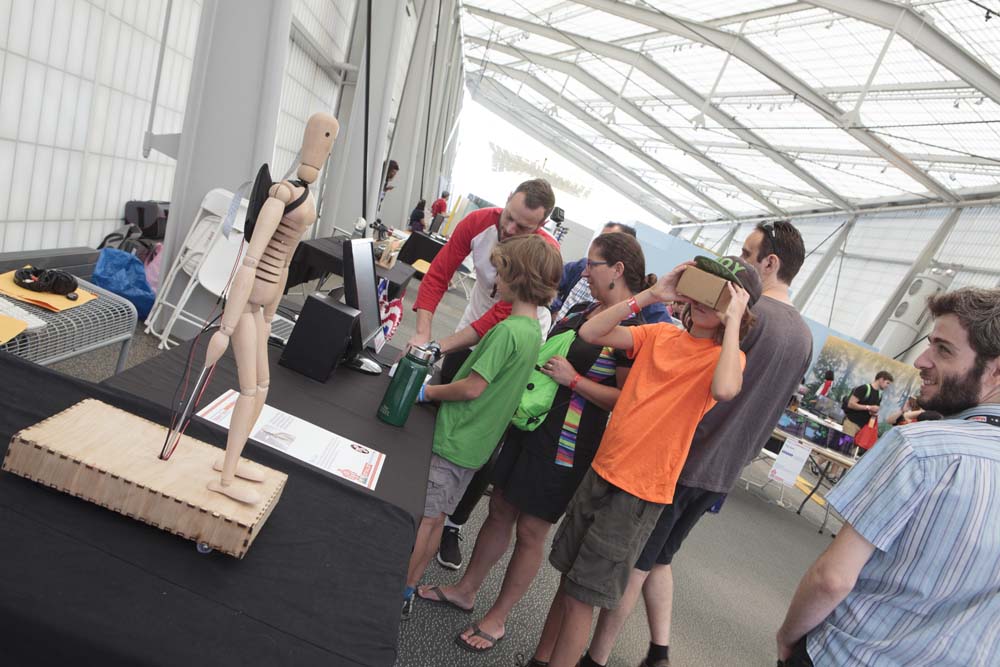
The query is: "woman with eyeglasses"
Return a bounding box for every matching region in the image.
[418,232,654,653]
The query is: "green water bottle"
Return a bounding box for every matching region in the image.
[377,344,437,426]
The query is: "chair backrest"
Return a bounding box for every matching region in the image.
[192,189,249,297]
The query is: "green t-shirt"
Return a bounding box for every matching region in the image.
[433,315,542,469]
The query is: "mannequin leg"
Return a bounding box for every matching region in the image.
[213,307,269,482]
[208,310,261,504]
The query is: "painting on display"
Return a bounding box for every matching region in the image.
[803,335,921,431]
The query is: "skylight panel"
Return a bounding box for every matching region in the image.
[746,12,888,89]
[638,0,789,23]
[925,0,1000,75]
[554,7,652,42]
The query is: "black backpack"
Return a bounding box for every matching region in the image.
[842,384,880,412]
[98,225,157,263]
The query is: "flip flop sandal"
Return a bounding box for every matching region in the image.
[454,623,505,653]
[417,585,474,613]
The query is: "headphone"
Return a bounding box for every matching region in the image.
[14,266,79,300]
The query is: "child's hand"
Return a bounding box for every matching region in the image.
[649,261,694,303]
[541,356,577,386]
[719,283,750,325]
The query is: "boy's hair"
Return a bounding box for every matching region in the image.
[875,370,894,382]
[927,287,1000,365]
[513,179,556,219]
[755,220,805,284]
[490,235,562,306]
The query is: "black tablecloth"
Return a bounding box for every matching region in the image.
[395,232,446,267]
[287,236,416,299]
[0,350,434,667]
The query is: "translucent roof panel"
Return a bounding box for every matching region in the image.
[459,1,1000,219]
[925,0,1000,76]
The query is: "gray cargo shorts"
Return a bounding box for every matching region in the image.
[549,468,664,609]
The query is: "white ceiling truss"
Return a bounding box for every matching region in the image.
[459,0,1000,222]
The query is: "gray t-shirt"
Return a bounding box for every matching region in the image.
[677,296,813,492]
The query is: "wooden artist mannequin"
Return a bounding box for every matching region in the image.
[198,112,338,504]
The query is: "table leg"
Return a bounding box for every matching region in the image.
[797,459,830,514]
[115,337,133,374]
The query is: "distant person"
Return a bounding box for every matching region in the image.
[841,371,894,437]
[409,199,427,233]
[777,287,1000,666]
[551,222,669,324]
[431,191,450,217]
[819,370,834,396]
[378,159,399,211]
[888,395,923,426]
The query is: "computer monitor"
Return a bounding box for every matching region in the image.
[341,238,383,374]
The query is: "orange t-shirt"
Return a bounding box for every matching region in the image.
[591,323,745,504]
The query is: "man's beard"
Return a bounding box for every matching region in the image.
[918,358,985,415]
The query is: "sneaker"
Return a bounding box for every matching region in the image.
[638,658,670,667]
[401,594,414,620]
[437,525,463,570]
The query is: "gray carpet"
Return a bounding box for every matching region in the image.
[48,280,836,667]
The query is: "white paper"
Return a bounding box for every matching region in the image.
[197,390,386,491]
[768,437,812,487]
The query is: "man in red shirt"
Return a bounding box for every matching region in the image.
[406,179,560,571]
[431,191,449,218]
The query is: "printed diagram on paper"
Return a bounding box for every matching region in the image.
[198,390,386,490]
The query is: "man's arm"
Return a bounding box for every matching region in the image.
[846,386,878,415]
[408,213,483,346]
[776,523,876,659]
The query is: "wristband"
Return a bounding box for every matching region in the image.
[418,384,428,403]
[569,374,582,391]
[626,296,641,316]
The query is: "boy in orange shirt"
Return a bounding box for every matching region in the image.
[532,256,761,667]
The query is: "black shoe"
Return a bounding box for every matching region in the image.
[639,659,669,667]
[437,525,463,570]
[401,595,414,620]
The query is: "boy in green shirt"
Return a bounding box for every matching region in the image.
[403,235,563,617]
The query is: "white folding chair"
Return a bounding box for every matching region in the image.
[145,188,248,349]
[452,256,476,301]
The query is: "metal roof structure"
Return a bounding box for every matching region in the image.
[459,0,1000,223]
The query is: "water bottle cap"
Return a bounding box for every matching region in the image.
[407,345,436,363]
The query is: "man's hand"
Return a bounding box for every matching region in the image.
[648,261,694,303]
[718,283,750,325]
[868,405,880,415]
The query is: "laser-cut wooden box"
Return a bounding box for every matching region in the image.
[2,399,286,558]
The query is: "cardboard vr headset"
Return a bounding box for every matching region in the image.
[676,256,745,311]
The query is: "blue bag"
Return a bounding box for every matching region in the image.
[92,247,156,319]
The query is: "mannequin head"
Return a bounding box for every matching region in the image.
[297,113,340,184]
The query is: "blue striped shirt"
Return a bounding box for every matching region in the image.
[808,404,1000,666]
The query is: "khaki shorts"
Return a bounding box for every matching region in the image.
[842,419,861,437]
[549,468,664,609]
[424,454,478,518]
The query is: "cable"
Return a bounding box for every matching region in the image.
[804,221,848,259]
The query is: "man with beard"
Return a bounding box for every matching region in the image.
[776,287,1000,666]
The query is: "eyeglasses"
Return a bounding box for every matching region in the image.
[585,260,610,269]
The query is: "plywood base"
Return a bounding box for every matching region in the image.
[2,399,286,558]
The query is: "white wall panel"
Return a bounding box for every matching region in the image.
[0,0,202,252]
